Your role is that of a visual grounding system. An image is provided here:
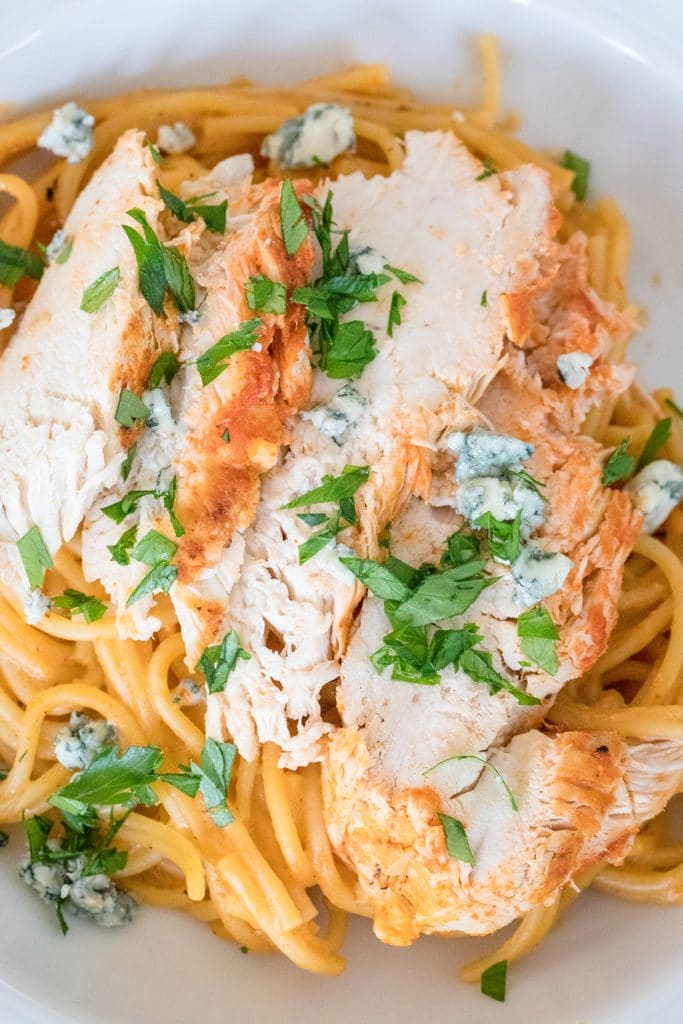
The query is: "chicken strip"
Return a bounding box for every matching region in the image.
[212,131,562,767]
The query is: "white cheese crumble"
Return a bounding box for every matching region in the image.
[0,308,16,330]
[446,429,534,481]
[261,103,355,168]
[171,677,204,707]
[45,228,68,264]
[626,459,683,534]
[302,383,367,444]
[511,544,573,605]
[456,475,544,537]
[348,246,388,276]
[38,102,94,164]
[142,387,176,439]
[157,122,196,154]
[23,588,51,625]
[54,712,117,770]
[178,308,201,326]
[18,847,137,928]
[557,351,594,389]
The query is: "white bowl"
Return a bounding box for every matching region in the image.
[1,2,682,1021]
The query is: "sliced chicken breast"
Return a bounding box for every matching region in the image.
[0,130,168,606]
[214,131,562,767]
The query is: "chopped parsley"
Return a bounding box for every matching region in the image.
[284,464,368,564]
[174,737,236,827]
[123,207,195,316]
[107,526,137,566]
[387,290,406,337]
[126,562,177,606]
[279,179,308,257]
[102,473,183,537]
[665,397,683,420]
[53,589,107,624]
[385,264,422,285]
[424,753,518,810]
[480,289,488,307]
[636,417,672,471]
[245,275,287,315]
[475,158,497,181]
[80,267,120,313]
[132,528,177,565]
[17,526,53,589]
[120,443,137,482]
[195,318,263,386]
[517,605,559,675]
[221,429,230,443]
[149,351,181,388]
[475,510,521,564]
[437,812,474,864]
[602,438,636,486]
[114,389,150,428]
[197,631,250,694]
[508,468,546,500]
[0,239,44,287]
[559,150,590,202]
[157,181,227,234]
[283,464,370,509]
[481,960,507,1002]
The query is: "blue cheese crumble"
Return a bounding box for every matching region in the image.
[511,544,573,605]
[178,309,201,326]
[157,122,196,154]
[54,712,117,770]
[626,459,683,534]
[171,677,204,706]
[557,351,594,389]
[45,228,69,264]
[0,308,16,330]
[261,103,355,168]
[302,383,367,444]
[23,588,51,625]
[446,429,534,481]
[19,845,136,928]
[38,102,95,164]
[348,246,388,276]
[457,475,544,537]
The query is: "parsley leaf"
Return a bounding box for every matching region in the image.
[517,605,559,675]
[157,181,227,234]
[176,738,236,827]
[298,511,347,564]
[284,464,369,509]
[459,648,540,705]
[437,813,474,864]
[636,418,672,471]
[428,624,482,670]
[392,562,494,628]
[279,179,308,257]
[424,753,518,811]
[159,474,185,538]
[107,525,137,566]
[387,290,406,337]
[475,158,497,181]
[120,443,136,482]
[320,320,378,379]
[560,150,590,202]
[53,588,107,624]
[475,509,521,563]
[0,239,44,287]
[149,351,180,388]
[480,289,488,307]
[126,562,177,606]
[17,526,53,589]
[508,468,546,500]
[602,438,636,486]
[197,632,250,694]
[102,489,156,524]
[339,557,412,601]
[161,245,195,313]
[385,264,422,285]
[80,267,120,313]
[245,275,287,315]
[123,207,196,315]
[132,528,177,565]
[665,397,683,420]
[114,388,150,428]
[481,960,507,1002]
[195,318,263,386]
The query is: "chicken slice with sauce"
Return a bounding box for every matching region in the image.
[81,156,315,650]
[0,131,169,608]
[212,130,562,768]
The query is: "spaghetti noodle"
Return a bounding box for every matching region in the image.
[0,35,681,985]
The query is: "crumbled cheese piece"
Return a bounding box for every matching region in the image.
[252,342,263,353]
[38,102,94,164]
[171,677,204,707]
[54,712,117,770]
[557,351,594,389]
[0,308,16,330]
[301,383,367,444]
[45,228,67,264]
[178,309,201,326]
[511,544,573,605]
[348,246,388,277]
[23,588,51,625]
[18,848,137,928]
[457,475,544,537]
[157,122,196,155]
[261,103,355,168]
[446,429,534,481]
[142,388,176,438]
[626,459,683,534]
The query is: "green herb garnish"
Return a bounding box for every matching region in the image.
[517,605,559,675]
[17,526,53,589]
[279,179,308,257]
[560,150,590,202]
[0,239,44,286]
[53,589,107,624]
[245,275,287,315]
[80,267,120,313]
[132,528,177,566]
[437,812,474,864]
[481,960,507,1002]
[424,754,518,810]
[387,290,406,337]
[636,418,672,471]
[107,526,137,566]
[195,318,263,386]
[602,438,636,486]
[157,181,227,234]
[114,388,150,428]
[149,351,180,388]
[126,562,177,606]
[197,632,250,694]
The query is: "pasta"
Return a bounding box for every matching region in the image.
[0,34,681,988]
